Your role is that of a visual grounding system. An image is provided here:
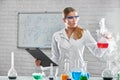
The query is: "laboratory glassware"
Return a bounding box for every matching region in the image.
[80,61,90,80]
[32,65,44,80]
[61,59,70,80]
[102,58,113,80]
[97,18,110,49]
[8,52,17,80]
[71,59,82,80]
[32,73,43,80]
[116,71,120,80]
[49,63,54,80]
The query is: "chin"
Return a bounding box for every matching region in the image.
[68,24,77,29]
[73,25,77,28]
[69,27,76,29]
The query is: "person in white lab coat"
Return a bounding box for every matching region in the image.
[35,7,110,76]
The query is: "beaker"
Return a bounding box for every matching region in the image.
[102,58,113,80]
[80,61,90,80]
[8,52,17,80]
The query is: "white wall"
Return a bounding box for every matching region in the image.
[0,0,120,76]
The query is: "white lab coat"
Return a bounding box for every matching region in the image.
[51,28,107,75]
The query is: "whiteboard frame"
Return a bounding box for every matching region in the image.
[17,12,62,49]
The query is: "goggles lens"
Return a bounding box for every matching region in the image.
[66,16,79,19]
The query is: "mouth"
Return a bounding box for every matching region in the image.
[73,23,77,26]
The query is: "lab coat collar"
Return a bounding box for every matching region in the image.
[59,28,69,40]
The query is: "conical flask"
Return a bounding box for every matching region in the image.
[8,52,17,79]
[80,61,90,80]
[61,59,70,80]
[71,59,82,80]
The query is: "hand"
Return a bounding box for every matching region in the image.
[35,59,41,66]
[102,33,112,39]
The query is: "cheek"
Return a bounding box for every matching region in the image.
[64,19,78,26]
[68,21,72,25]
[64,19,68,23]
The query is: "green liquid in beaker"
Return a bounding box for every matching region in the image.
[80,76,88,80]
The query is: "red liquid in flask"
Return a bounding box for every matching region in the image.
[97,43,109,48]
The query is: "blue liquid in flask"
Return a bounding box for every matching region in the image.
[72,71,81,80]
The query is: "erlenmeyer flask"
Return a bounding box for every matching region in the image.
[102,59,113,80]
[80,61,90,80]
[71,59,82,80]
[61,59,70,80]
[8,52,17,80]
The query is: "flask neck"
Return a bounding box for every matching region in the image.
[75,59,81,69]
[82,61,87,73]
[64,62,70,74]
[106,60,111,70]
[50,63,53,76]
[106,56,111,70]
[11,52,14,68]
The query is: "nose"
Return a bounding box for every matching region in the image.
[73,18,76,20]
[72,17,78,22]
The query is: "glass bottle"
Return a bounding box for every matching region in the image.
[80,61,90,80]
[61,59,70,80]
[102,59,113,80]
[8,52,17,80]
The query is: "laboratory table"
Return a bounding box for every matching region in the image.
[0,76,103,80]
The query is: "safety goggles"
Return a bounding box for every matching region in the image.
[66,16,79,19]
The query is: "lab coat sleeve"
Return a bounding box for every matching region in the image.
[85,30,107,57]
[51,33,60,64]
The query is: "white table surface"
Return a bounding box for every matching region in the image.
[0,76,103,80]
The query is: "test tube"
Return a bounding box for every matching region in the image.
[49,63,54,80]
[50,63,53,76]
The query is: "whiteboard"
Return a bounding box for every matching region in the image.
[17,12,64,48]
